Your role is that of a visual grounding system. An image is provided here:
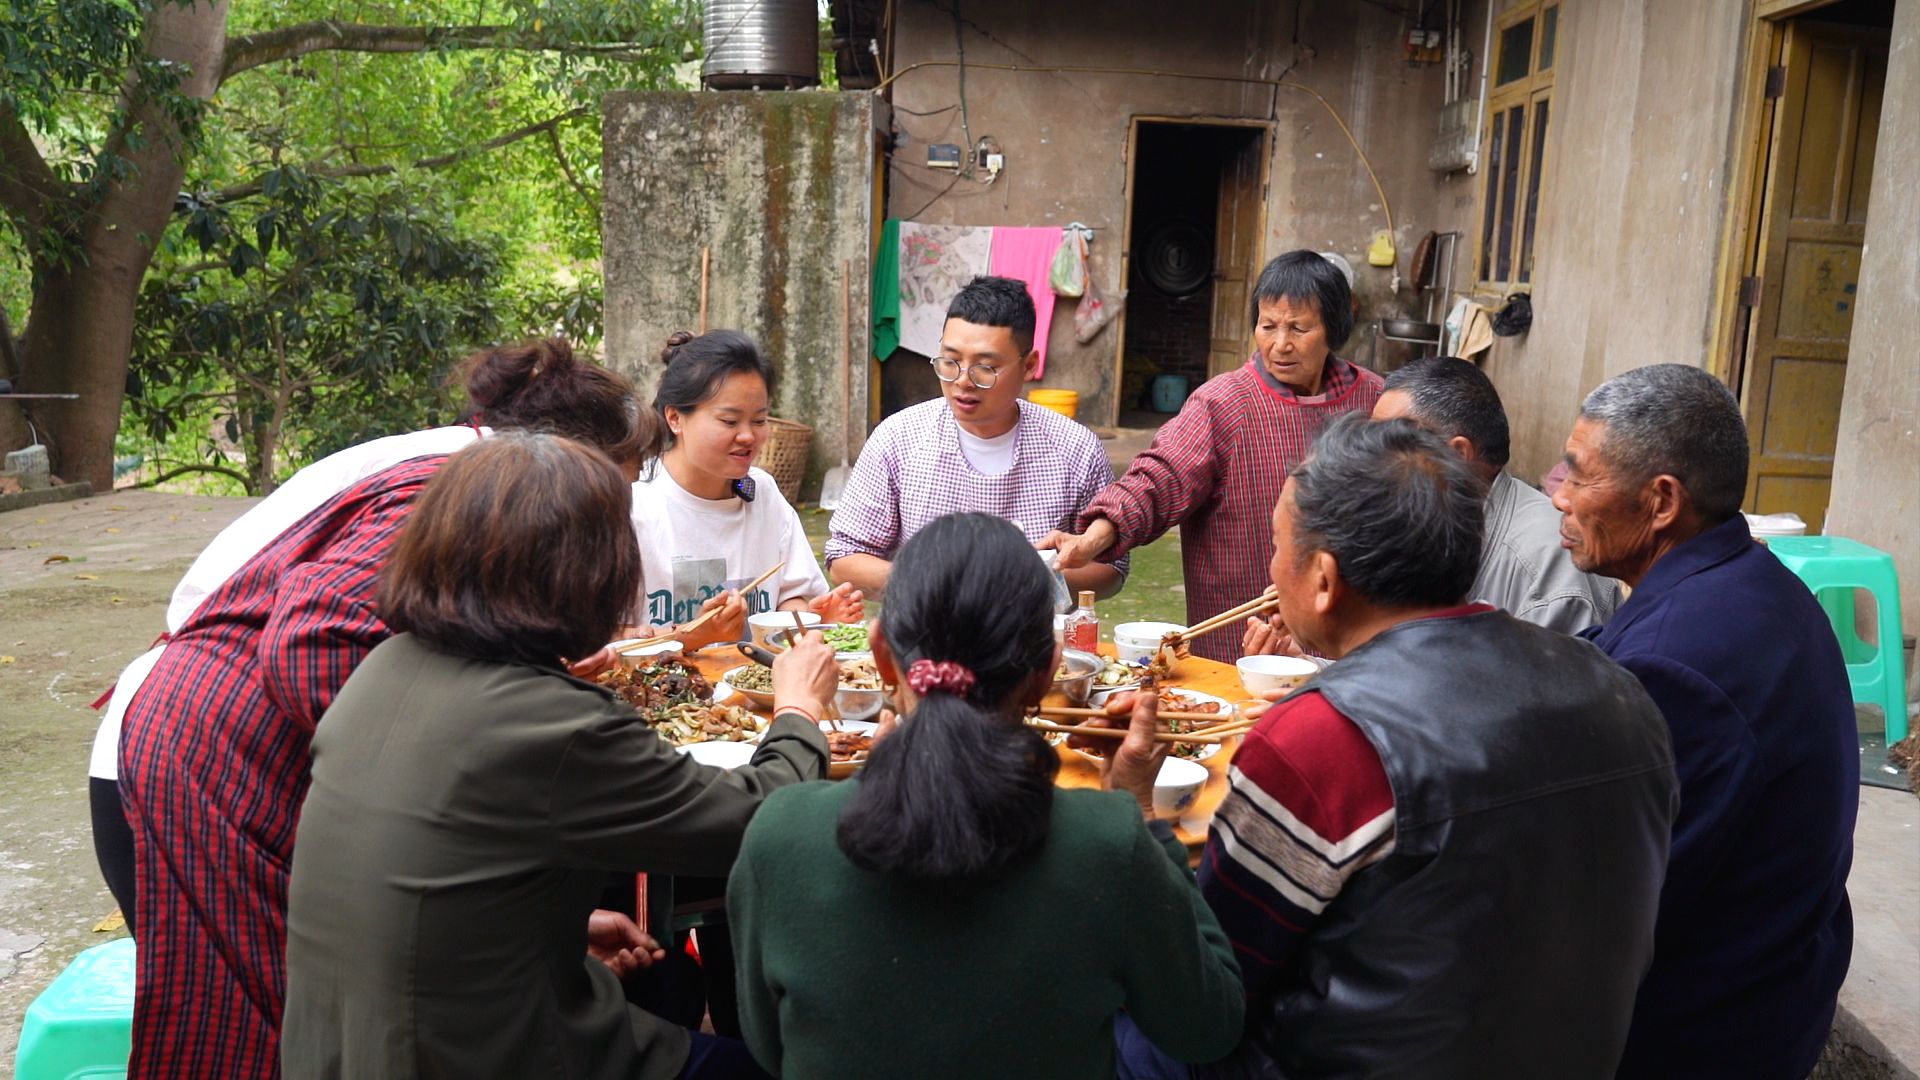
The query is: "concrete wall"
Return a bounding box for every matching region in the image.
[884,0,1479,424]
[602,91,875,497]
[1826,0,1919,627]
[1476,0,1751,482]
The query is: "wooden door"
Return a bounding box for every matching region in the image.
[1208,131,1268,379]
[1741,21,1887,533]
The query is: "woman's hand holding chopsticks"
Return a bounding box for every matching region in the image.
[1091,688,1169,818]
[771,630,838,729]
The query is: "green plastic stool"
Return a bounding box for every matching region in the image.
[1767,535,1909,743]
[12,937,133,1080]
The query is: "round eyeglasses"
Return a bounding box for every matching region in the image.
[930,356,1000,390]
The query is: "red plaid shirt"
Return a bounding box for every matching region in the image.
[117,456,445,1078]
[1080,359,1382,662]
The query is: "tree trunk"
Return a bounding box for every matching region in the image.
[6,260,147,487]
[0,0,229,489]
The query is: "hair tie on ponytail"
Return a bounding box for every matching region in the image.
[906,659,976,697]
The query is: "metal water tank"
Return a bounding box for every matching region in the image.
[703,0,819,90]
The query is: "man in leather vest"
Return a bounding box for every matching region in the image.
[1117,414,1678,1079]
[1557,365,1857,1078]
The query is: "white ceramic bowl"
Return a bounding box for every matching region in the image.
[1113,621,1184,663]
[677,740,756,769]
[614,639,685,668]
[1236,654,1321,698]
[749,609,820,646]
[1152,756,1210,819]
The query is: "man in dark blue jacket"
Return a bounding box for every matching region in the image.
[1555,364,1857,1078]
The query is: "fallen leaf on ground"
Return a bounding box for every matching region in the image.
[41,554,69,564]
[25,541,41,548]
[33,517,46,524]
[104,527,121,534]
[109,596,125,604]
[0,656,13,664]
[93,910,126,933]
[74,573,99,580]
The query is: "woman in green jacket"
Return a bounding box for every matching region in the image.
[281,432,840,1080]
[727,513,1244,1079]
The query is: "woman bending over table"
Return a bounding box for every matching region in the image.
[114,341,697,1078]
[632,330,864,635]
[281,432,835,1079]
[727,512,1243,1079]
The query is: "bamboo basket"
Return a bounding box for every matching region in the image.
[759,417,813,502]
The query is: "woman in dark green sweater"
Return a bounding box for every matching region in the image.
[727,513,1243,1078]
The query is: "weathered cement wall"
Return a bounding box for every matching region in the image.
[884,0,1477,424]
[1477,0,1749,480]
[1826,0,1919,626]
[603,92,874,497]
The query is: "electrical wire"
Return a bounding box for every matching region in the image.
[875,60,1397,246]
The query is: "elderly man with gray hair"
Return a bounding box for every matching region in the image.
[1555,364,1857,1079]
[1117,413,1677,1079]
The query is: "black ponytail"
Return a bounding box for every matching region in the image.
[835,513,1060,881]
[643,329,776,466]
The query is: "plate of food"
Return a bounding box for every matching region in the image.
[1079,686,1233,762]
[827,728,875,779]
[598,658,768,746]
[766,622,872,660]
[718,663,776,710]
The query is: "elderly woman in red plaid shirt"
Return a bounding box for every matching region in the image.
[1043,252,1383,663]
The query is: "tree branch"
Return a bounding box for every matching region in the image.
[221,21,671,79]
[129,461,253,490]
[224,23,507,78]
[209,107,589,202]
[546,126,600,215]
[0,101,68,232]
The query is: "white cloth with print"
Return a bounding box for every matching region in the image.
[629,464,830,628]
[87,425,488,780]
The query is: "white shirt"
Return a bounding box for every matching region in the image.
[629,464,829,627]
[88,425,488,779]
[955,424,1018,477]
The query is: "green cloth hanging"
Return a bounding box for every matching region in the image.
[870,218,901,361]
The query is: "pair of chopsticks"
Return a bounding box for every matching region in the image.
[1163,588,1281,652]
[1025,715,1257,745]
[613,560,786,652]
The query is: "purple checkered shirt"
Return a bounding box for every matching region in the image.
[825,398,1129,578]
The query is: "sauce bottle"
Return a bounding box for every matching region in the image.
[1065,590,1099,653]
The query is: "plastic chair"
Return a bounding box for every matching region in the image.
[13,937,134,1080]
[1766,536,1909,743]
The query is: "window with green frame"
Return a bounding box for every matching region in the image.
[1477,3,1557,288]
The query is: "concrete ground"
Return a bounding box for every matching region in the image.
[0,493,257,1072]
[1,489,1915,1076]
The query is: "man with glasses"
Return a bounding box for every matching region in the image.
[826,275,1125,599]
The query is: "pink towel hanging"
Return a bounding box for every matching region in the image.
[988,227,1066,378]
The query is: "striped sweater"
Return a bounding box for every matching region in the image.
[1197,689,1396,996]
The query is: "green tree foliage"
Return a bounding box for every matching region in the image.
[2,0,696,489]
[128,170,501,493]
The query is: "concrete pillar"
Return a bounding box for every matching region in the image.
[602,91,876,499]
[1825,0,1919,632]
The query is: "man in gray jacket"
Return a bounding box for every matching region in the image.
[1373,356,1619,633]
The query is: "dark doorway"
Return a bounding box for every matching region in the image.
[1118,122,1267,428]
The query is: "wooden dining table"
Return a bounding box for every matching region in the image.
[684,642,1247,857]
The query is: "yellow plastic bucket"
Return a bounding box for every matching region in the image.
[1029,388,1079,419]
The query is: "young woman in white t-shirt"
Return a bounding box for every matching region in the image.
[632,330,864,631]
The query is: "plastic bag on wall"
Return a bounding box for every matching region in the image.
[1074,274,1124,343]
[1049,228,1087,297]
